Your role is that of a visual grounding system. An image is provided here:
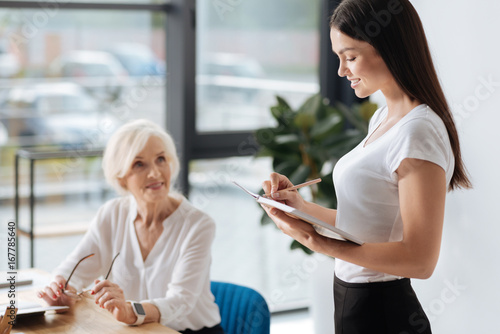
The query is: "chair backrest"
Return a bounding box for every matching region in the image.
[210,281,270,334]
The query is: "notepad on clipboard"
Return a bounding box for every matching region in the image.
[232,181,364,245]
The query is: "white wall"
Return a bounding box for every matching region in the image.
[406,1,499,332]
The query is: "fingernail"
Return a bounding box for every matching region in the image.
[56,291,61,296]
[91,290,95,295]
[37,292,42,298]
[59,284,64,289]
[271,208,278,215]
[52,294,57,299]
[272,192,280,199]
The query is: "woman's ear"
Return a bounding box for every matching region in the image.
[118,177,127,190]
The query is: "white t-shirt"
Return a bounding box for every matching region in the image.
[53,195,221,331]
[333,104,454,283]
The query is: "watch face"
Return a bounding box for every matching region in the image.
[134,303,146,316]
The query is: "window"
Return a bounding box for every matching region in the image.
[193,0,322,310]
[196,0,320,132]
[0,2,169,270]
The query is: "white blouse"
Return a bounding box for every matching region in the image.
[333,104,454,283]
[52,195,221,331]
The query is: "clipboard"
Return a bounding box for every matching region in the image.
[232,181,364,245]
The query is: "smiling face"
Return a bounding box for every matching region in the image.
[330,28,395,98]
[119,136,171,205]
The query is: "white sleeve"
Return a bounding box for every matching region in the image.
[386,117,452,182]
[145,212,215,326]
[51,201,115,291]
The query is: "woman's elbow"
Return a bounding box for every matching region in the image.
[411,258,438,280]
[414,268,434,280]
[402,241,440,279]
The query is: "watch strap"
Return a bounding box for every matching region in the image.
[127,300,146,326]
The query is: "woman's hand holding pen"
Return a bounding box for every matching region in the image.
[262,172,307,211]
[262,173,319,250]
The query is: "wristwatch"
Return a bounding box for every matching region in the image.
[128,301,146,326]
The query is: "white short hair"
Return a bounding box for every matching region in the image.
[102,119,180,195]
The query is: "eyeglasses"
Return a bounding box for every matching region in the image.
[63,252,120,300]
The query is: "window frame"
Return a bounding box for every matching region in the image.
[0,1,171,11]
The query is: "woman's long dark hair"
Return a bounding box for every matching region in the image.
[330,0,471,191]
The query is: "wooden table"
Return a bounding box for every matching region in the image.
[1,270,179,334]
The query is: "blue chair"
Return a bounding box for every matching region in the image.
[210,281,271,334]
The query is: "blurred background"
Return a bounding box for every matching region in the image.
[0,0,498,333]
[0,0,321,328]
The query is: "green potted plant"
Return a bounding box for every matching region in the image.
[254,93,377,254]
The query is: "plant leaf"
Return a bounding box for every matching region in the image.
[276,95,292,110]
[326,133,366,158]
[254,128,302,156]
[293,112,316,130]
[316,175,337,209]
[288,164,311,185]
[297,93,322,116]
[254,128,277,146]
[274,160,301,176]
[293,93,324,130]
[336,102,368,133]
[310,113,343,141]
[359,101,378,121]
[270,95,295,127]
[274,133,300,147]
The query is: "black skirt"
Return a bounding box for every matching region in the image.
[334,276,431,334]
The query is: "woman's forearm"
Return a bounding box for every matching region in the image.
[301,201,337,226]
[315,237,438,279]
[143,302,161,324]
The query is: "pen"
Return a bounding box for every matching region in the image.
[264,178,322,198]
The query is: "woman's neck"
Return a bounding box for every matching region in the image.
[135,195,181,227]
[381,84,421,119]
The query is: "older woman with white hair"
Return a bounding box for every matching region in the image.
[38,119,224,334]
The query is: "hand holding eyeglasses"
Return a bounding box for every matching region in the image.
[91,278,137,324]
[37,274,78,310]
[38,253,120,311]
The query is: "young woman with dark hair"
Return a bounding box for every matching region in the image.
[261,0,471,333]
